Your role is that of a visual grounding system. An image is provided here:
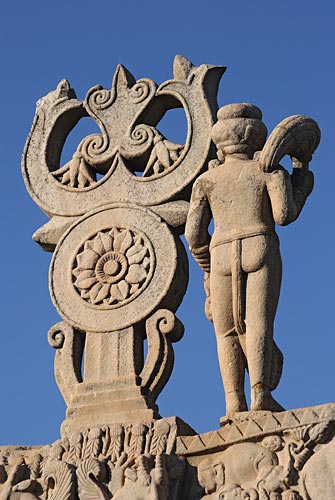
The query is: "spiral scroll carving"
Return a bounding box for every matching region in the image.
[80,133,110,166]
[129,124,155,147]
[129,80,151,103]
[48,324,66,349]
[154,309,184,342]
[156,310,175,334]
[120,124,156,161]
[86,85,115,111]
[140,309,184,401]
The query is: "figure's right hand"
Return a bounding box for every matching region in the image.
[203,272,213,322]
[191,245,210,273]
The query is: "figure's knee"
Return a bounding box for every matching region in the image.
[245,320,273,336]
[213,324,236,339]
[211,302,234,337]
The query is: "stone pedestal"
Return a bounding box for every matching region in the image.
[62,327,159,434]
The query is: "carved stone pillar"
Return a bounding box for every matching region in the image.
[22,55,225,436]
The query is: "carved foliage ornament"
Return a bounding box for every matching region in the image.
[0,419,186,500]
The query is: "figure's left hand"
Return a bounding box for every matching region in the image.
[291,156,310,171]
[291,166,314,196]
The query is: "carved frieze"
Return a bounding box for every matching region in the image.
[180,404,335,500]
[0,418,190,500]
[1,405,334,499]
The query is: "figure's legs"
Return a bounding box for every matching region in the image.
[219,334,248,416]
[210,246,247,416]
[244,241,283,411]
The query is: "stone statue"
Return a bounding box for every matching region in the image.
[185,103,320,416]
[13,57,334,500]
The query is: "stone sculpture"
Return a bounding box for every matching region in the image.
[5,55,333,499]
[22,55,225,434]
[185,103,320,416]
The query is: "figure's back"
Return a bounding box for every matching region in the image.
[202,158,275,247]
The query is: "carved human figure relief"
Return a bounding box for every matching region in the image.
[185,103,320,416]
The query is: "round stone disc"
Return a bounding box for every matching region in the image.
[50,203,187,332]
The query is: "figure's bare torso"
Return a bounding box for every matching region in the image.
[199,158,275,249]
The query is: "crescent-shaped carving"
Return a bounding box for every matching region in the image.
[22,57,225,217]
[259,115,321,172]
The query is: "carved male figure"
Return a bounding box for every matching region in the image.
[185,103,314,416]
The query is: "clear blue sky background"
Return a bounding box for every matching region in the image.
[1,0,334,445]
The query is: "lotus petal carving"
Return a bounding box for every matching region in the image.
[73,228,153,307]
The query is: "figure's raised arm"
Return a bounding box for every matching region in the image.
[260,114,319,227]
[266,162,314,226]
[185,177,212,272]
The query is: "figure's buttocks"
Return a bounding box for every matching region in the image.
[211,234,280,276]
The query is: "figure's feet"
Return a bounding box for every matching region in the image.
[251,384,285,412]
[226,390,248,417]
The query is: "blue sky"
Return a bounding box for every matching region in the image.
[1,0,334,444]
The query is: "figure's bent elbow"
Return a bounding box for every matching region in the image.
[184,224,195,248]
[185,222,210,250]
[185,222,201,249]
[274,207,297,226]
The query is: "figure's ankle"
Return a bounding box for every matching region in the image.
[225,389,247,417]
[251,383,284,412]
[251,383,269,410]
